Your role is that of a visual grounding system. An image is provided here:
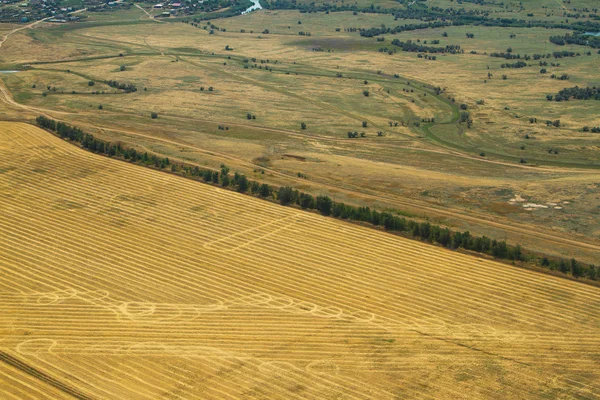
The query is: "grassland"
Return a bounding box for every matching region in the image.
[0,6,599,263]
[1,122,600,399]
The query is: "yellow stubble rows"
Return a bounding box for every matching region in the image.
[1,122,600,399]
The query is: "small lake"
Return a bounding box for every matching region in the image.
[242,0,262,14]
[584,32,600,37]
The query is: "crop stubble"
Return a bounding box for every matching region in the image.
[1,122,600,399]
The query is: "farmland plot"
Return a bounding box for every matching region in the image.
[1,122,600,399]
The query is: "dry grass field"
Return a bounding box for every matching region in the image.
[2,122,600,399]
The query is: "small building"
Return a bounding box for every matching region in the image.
[153,3,163,8]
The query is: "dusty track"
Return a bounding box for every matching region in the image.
[2,122,600,399]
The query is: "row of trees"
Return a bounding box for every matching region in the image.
[359,21,453,38]
[490,51,523,60]
[549,86,600,102]
[105,80,137,93]
[390,39,462,54]
[552,50,580,58]
[582,126,600,133]
[36,116,598,282]
[501,61,527,68]
[345,10,600,39]
[549,33,600,49]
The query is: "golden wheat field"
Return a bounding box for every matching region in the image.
[1,122,600,399]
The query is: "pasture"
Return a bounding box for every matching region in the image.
[1,122,600,398]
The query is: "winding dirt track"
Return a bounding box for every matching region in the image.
[1,122,600,399]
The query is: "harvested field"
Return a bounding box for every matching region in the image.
[1,122,600,399]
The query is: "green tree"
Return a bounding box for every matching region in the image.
[259,183,271,198]
[559,259,569,273]
[316,195,332,216]
[571,258,582,277]
[589,265,597,280]
[250,181,260,194]
[237,175,248,192]
[299,193,315,209]
[278,186,294,205]
[220,165,230,186]
[221,174,230,187]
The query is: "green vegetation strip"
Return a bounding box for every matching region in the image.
[36,116,599,283]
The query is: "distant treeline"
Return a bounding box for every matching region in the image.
[490,52,523,60]
[359,21,453,38]
[390,39,462,54]
[106,80,137,93]
[500,61,527,68]
[547,86,600,102]
[490,51,580,60]
[35,116,599,282]
[258,0,600,36]
[332,12,600,42]
[549,33,600,49]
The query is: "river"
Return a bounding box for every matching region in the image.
[242,0,262,14]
